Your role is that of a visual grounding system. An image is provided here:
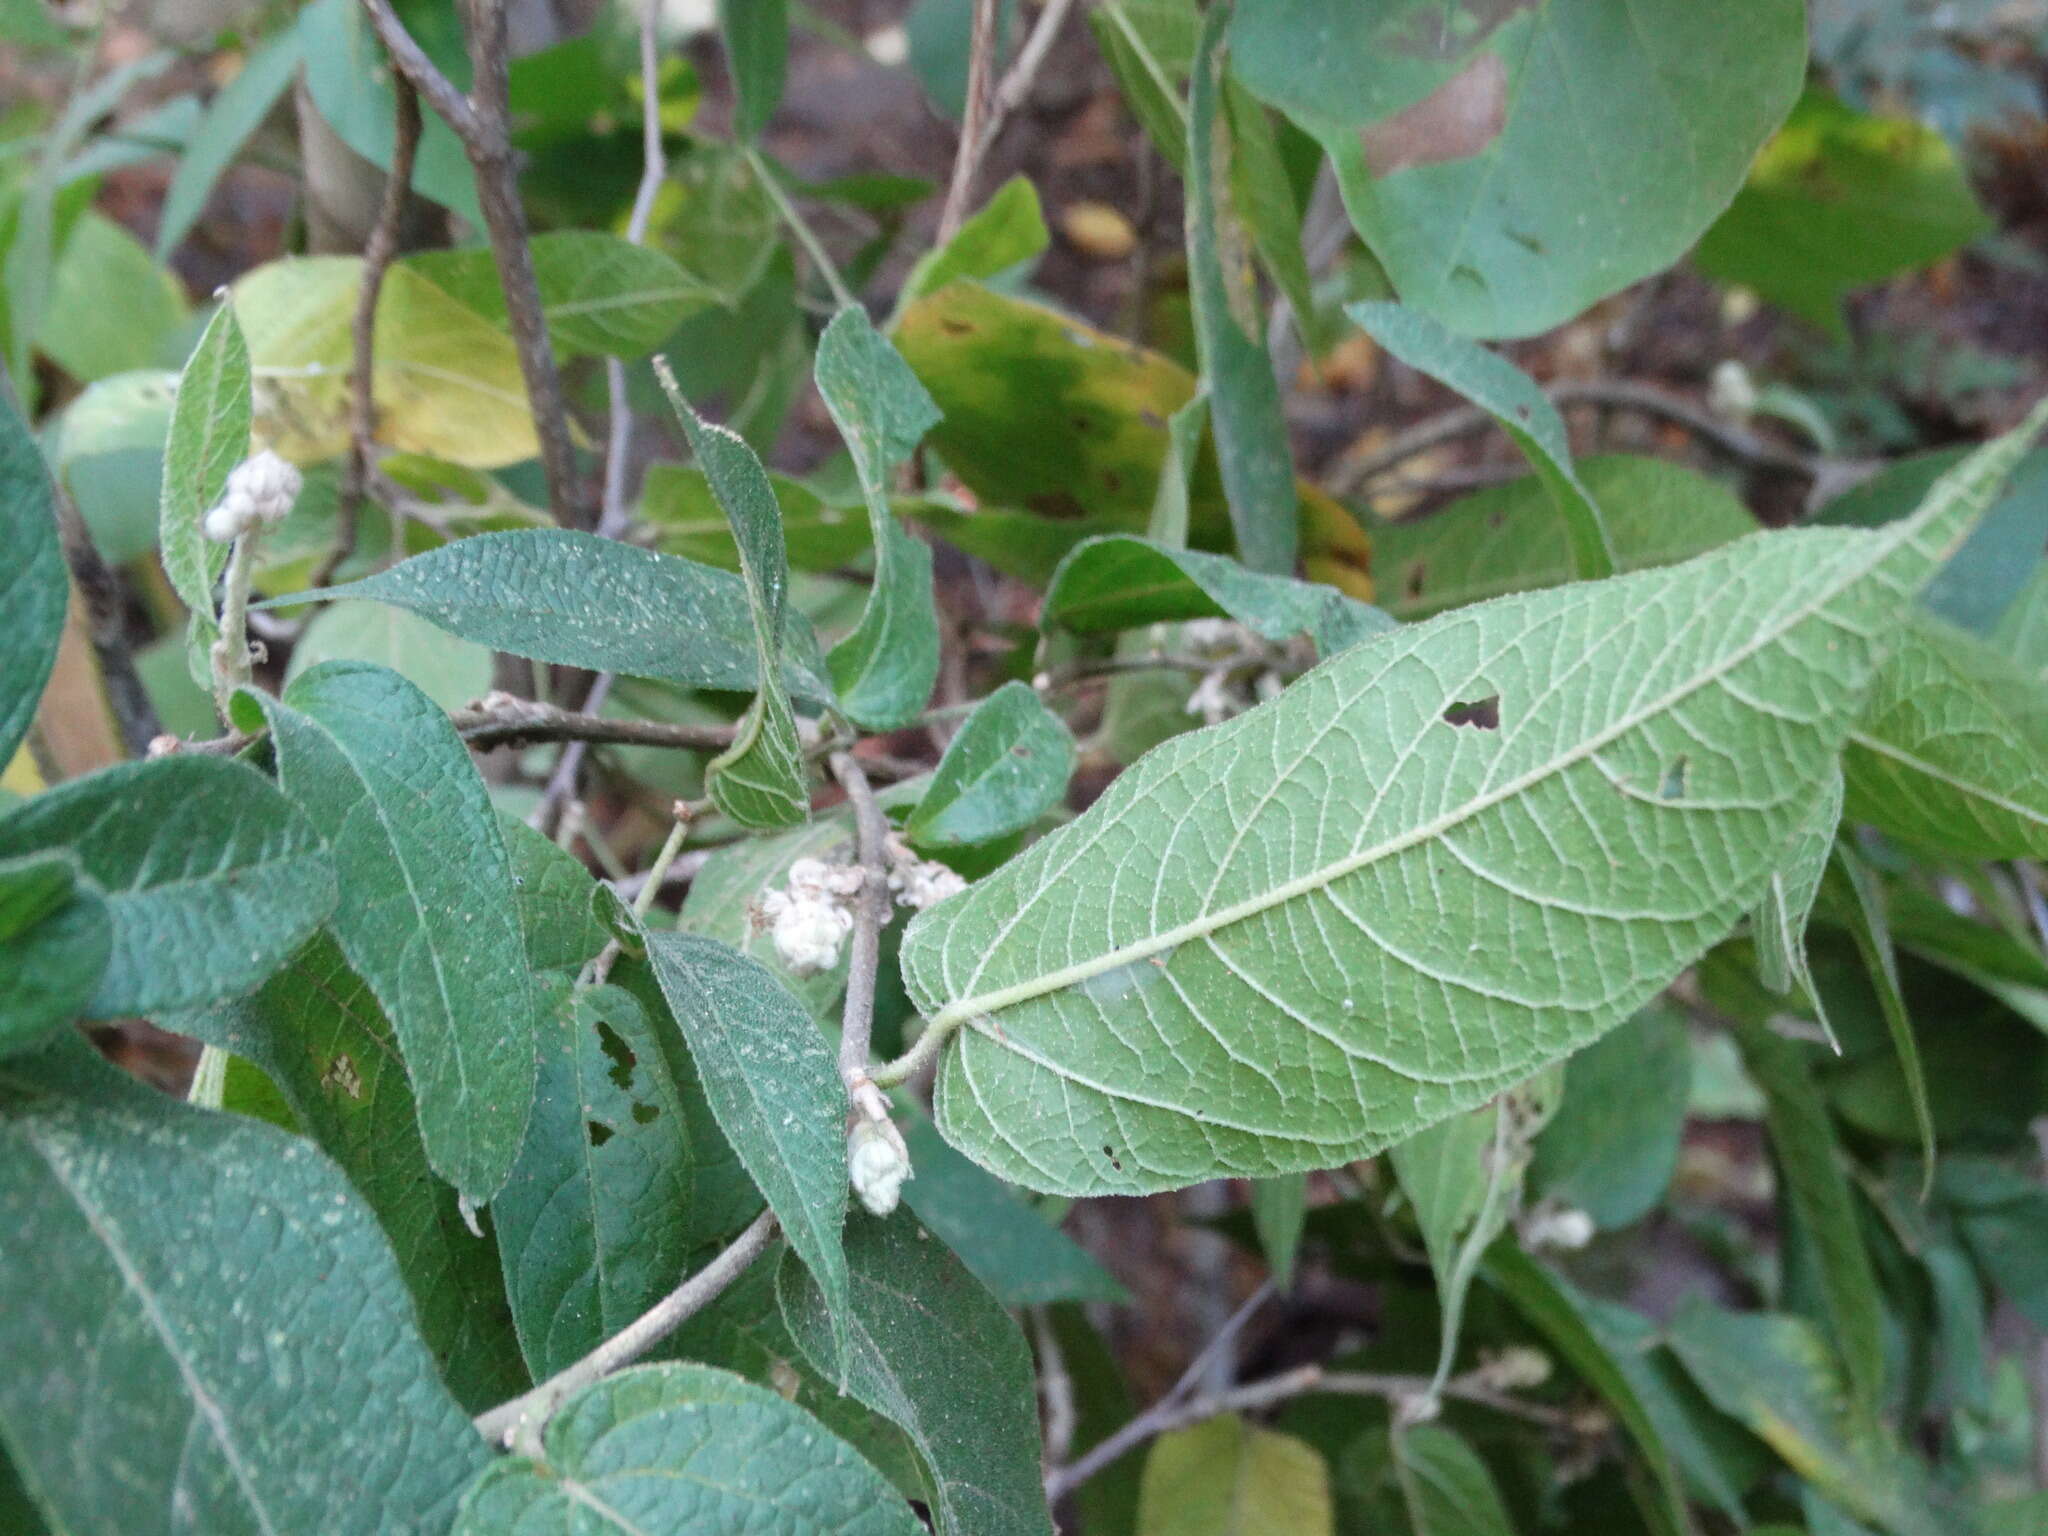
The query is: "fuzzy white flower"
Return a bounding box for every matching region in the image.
[847,1119,912,1216]
[890,858,966,912]
[201,450,304,542]
[1179,618,1243,656]
[1185,669,1239,725]
[1519,1202,1596,1252]
[757,858,864,976]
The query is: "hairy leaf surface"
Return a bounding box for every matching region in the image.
[902,415,2041,1195]
[0,389,65,767]
[906,682,1075,850]
[0,853,109,1057]
[156,301,249,646]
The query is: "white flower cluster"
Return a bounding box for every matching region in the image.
[759,858,866,977]
[202,450,303,543]
[884,837,966,912]
[1518,1200,1596,1252]
[847,1118,912,1216]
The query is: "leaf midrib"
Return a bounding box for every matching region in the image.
[930,529,1897,1030]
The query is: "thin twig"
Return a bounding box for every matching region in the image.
[597,0,668,539]
[936,0,1000,243]
[52,490,160,756]
[831,750,895,1100]
[316,73,420,590]
[1032,1307,1078,1470]
[474,1208,779,1449]
[974,0,1077,162]
[745,146,857,309]
[356,0,478,142]
[167,693,738,758]
[527,672,614,832]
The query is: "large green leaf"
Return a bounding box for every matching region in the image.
[168,930,527,1411]
[454,1362,922,1535]
[904,682,1075,851]
[0,757,335,1018]
[1135,1414,1333,1536]
[661,384,810,829]
[157,301,249,645]
[1373,456,1755,621]
[504,815,625,975]
[777,1209,1056,1536]
[492,977,759,1380]
[1528,1004,1690,1230]
[1185,3,1295,574]
[0,389,65,767]
[1844,610,2048,859]
[37,211,188,384]
[243,662,540,1203]
[0,1033,487,1534]
[899,410,2044,1196]
[1393,1425,1515,1536]
[640,465,870,573]
[294,530,834,705]
[0,852,110,1057]
[1231,0,1806,338]
[50,367,178,566]
[1351,302,1613,578]
[285,598,494,715]
[1695,88,1991,336]
[643,932,850,1373]
[816,306,943,730]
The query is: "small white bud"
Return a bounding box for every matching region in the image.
[1180,618,1242,655]
[1520,1202,1596,1251]
[1185,670,1237,725]
[223,449,304,526]
[848,1119,912,1216]
[203,501,252,543]
[765,892,854,977]
[1481,1345,1552,1392]
[1707,359,1757,422]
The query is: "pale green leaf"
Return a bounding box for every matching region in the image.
[1394,1425,1515,1536]
[166,930,528,1411]
[817,306,943,730]
[1233,0,1806,338]
[899,176,1049,305]
[157,301,250,640]
[900,410,2044,1196]
[0,852,109,1057]
[38,211,188,382]
[0,387,66,765]
[492,977,761,1380]
[0,757,335,1018]
[1090,0,1196,173]
[51,368,178,566]
[1374,456,1754,621]
[286,599,494,714]
[245,661,541,1203]
[1186,5,1295,575]
[721,0,788,142]
[1350,302,1613,578]
[643,932,850,1373]
[905,682,1075,850]
[1249,1172,1307,1292]
[1136,1414,1333,1536]
[1751,766,1843,1051]
[453,1362,923,1535]
[776,1209,1057,1536]
[157,30,303,260]
[0,1032,488,1534]
[1224,79,1318,352]
[293,529,835,705]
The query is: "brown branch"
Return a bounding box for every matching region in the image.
[830,750,895,1099]
[935,0,1000,244]
[165,694,741,758]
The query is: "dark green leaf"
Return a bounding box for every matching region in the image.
[0,853,110,1057]
[1223,79,1318,352]
[816,306,943,730]
[721,0,788,142]
[1393,1424,1513,1536]
[0,757,335,1018]
[1250,1172,1307,1292]
[504,815,625,975]
[455,1362,922,1535]
[1090,0,1196,173]
[1350,302,1614,579]
[157,300,250,646]
[644,931,850,1373]
[904,682,1075,850]
[1822,846,1934,1183]
[777,1208,1056,1536]
[245,662,541,1203]
[167,930,528,1411]
[1186,4,1296,574]
[0,388,65,767]
[1049,1305,1145,1536]
[293,530,835,705]
[0,1033,487,1533]
[1529,1004,1690,1230]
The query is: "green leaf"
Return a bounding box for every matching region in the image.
[0,756,335,1017]
[1393,1424,1514,1536]
[777,1209,1056,1536]
[492,979,762,1380]
[1136,1414,1333,1536]
[895,1109,1127,1307]
[0,387,65,767]
[1667,1303,1945,1536]
[1751,767,1843,1049]
[644,931,850,1374]
[901,407,2044,1197]
[900,176,1049,304]
[157,29,303,260]
[37,211,188,383]
[1528,1004,1690,1230]
[1042,535,1393,656]
[50,367,178,566]
[244,661,541,1203]
[1090,0,1196,173]
[1223,79,1318,352]
[0,1032,488,1533]
[816,306,943,730]
[285,599,494,714]
[1728,1014,1886,1411]
[1049,1305,1146,1536]
[1232,0,1806,338]
[1374,456,1755,620]
[677,811,857,1020]
[0,853,110,1057]
[166,930,528,1411]
[904,682,1075,850]
[1821,845,1934,1184]
[1249,1172,1307,1291]
[1186,3,1296,575]
[157,300,250,642]
[1695,88,1992,337]
[660,382,811,829]
[1350,302,1613,579]
[721,0,788,142]
[641,465,871,572]
[403,233,712,360]
[294,529,835,705]
[455,1362,923,1535]
[1844,610,2048,859]
[505,814,626,975]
